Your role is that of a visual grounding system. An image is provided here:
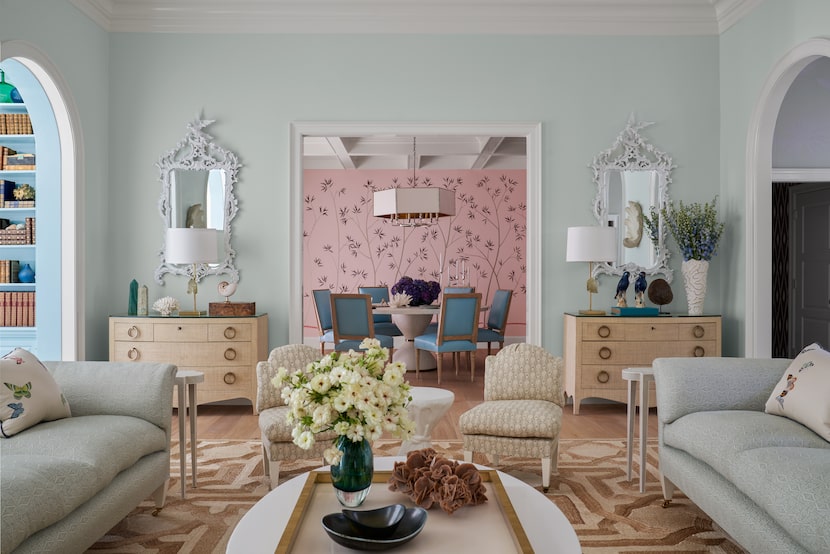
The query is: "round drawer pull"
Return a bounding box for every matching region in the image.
[597,370,610,384]
[224,348,237,361]
[224,326,237,339]
[598,346,612,360]
[597,325,611,338]
[127,347,140,361]
[127,325,139,338]
[693,325,705,338]
[224,372,237,384]
[694,346,705,357]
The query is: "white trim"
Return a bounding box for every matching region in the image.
[68,0,757,36]
[745,37,830,358]
[289,121,542,347]
[0,41,84,360]
[771,168,830,182]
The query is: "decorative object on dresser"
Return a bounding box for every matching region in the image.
[647,278,673,312]
[590,114,675,282]
[614,270,630,307]
[562,313,721,414]
[208,280,255,316]
[566,226,617,315]
[165,227,221,316]
[660,197,724,316]
[109,314,268,411]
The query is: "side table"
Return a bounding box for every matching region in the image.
[621,367,655,493]
[398,386,455,455]
[175,369,205,499]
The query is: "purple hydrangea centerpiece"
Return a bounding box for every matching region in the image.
[390,277,441,306]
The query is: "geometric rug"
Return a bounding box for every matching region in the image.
[87,439,748,553]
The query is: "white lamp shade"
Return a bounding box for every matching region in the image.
[566,226,618,263]
[165,228,221,264]
[373,188,455,219]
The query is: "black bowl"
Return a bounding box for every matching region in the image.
[342,504,406,538]
[322,507,427,551]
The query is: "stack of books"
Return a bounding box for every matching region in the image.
[0,260,21,283]
[0,291,35,326]
[0,113,33,134]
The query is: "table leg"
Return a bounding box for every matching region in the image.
[189,382,198,488]
[626,378,636,481]
[638,377,649,493]
[177,382,186,499]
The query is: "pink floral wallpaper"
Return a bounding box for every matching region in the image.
[303,169,527,339]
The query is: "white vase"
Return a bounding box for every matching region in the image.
[681,259,709,316]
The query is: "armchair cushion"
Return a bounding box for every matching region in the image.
[459,399,561,439]
[1,348,71,437]
[765,343,830,442]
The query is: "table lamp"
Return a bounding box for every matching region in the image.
[165,228,221,316]
[566,226,617,315]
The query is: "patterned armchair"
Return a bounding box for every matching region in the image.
[256,344,337,489]
[458,343,564,492]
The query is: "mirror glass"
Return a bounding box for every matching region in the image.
[155,117,241,284]
[591,115,675,282]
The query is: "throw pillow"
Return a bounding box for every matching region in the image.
[0,348,71,437]
[765,342,830,442]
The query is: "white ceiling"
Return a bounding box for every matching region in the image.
[70,0,760,35]
[67,0,760,170]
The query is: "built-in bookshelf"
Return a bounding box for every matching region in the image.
[0,101,36,330]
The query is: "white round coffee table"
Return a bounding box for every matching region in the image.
[399,386,455,455]
[226,457,580,553]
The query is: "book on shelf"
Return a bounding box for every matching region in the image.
[2,200,35,208]
[0,260,21,283]
[25,217,35,244]
[0,113,32,135]
[0,291,35,327]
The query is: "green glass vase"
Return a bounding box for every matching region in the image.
[330,435,373,507]
[0,70,14,104]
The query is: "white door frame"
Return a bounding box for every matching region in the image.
[289,121,542,347]
[0,40,84,360]
[745,37,830,357]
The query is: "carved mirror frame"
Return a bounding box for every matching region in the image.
[154,116,241,285]
[590,115,675,282]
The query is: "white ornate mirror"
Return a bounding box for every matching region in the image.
[590,115,675,282]
[155,116,241,284]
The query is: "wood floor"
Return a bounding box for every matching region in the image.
[177,351,658,442]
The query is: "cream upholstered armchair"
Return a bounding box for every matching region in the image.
[256,344,337,489]
[458,343,564,492]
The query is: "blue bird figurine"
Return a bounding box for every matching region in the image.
[634,271,648,307]
[615,271,630,307]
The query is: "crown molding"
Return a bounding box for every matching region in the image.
[69,0,759,35]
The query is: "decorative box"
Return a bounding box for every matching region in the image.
[611,306,660,317]
[209,301,255,317]
[3,153,35,170]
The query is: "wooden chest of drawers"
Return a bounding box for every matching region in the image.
[109,314,268,411]
[563,313,721,414]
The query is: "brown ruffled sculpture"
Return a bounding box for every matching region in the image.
[387,448,488,514]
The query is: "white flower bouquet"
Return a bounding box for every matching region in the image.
[275,338,415,464]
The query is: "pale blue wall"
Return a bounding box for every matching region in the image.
[718,0,830,355]
[8,0,825,361]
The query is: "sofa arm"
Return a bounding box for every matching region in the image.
[45,361,176,434]
[653,357,790,425]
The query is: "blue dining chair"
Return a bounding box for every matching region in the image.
[413,293,481,385]
[358,285,402,337]
[444,286,475,294]
[312,289,335,354]
[330,293,395,356]
[478,289,512,355]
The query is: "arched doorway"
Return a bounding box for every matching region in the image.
[745,37,830,357]
[0,41,83,359]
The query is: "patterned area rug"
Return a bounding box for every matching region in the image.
[88,439,747,553]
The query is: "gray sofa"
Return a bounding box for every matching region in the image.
[653,357,830,554]
[0,361,176,554]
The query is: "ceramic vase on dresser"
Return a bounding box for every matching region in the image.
[681,259,709,316]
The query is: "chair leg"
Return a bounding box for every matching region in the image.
[437,355,443,385]
[498,341,504,352]
[454,352,460,375]
[268,460,282,490]
[661,474,676,507]
[541,457,551,492]
[151,480,167,515]
[321,343,325,355]
[415,347,420,379]
[463,450,473,463]
[467,351,474,382]
[487,342,492,356]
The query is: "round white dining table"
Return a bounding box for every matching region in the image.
[373,305,441,370]
[226,457,581,553]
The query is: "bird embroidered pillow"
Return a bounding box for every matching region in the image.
[0,348,71,437]
[765,343,830,442]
